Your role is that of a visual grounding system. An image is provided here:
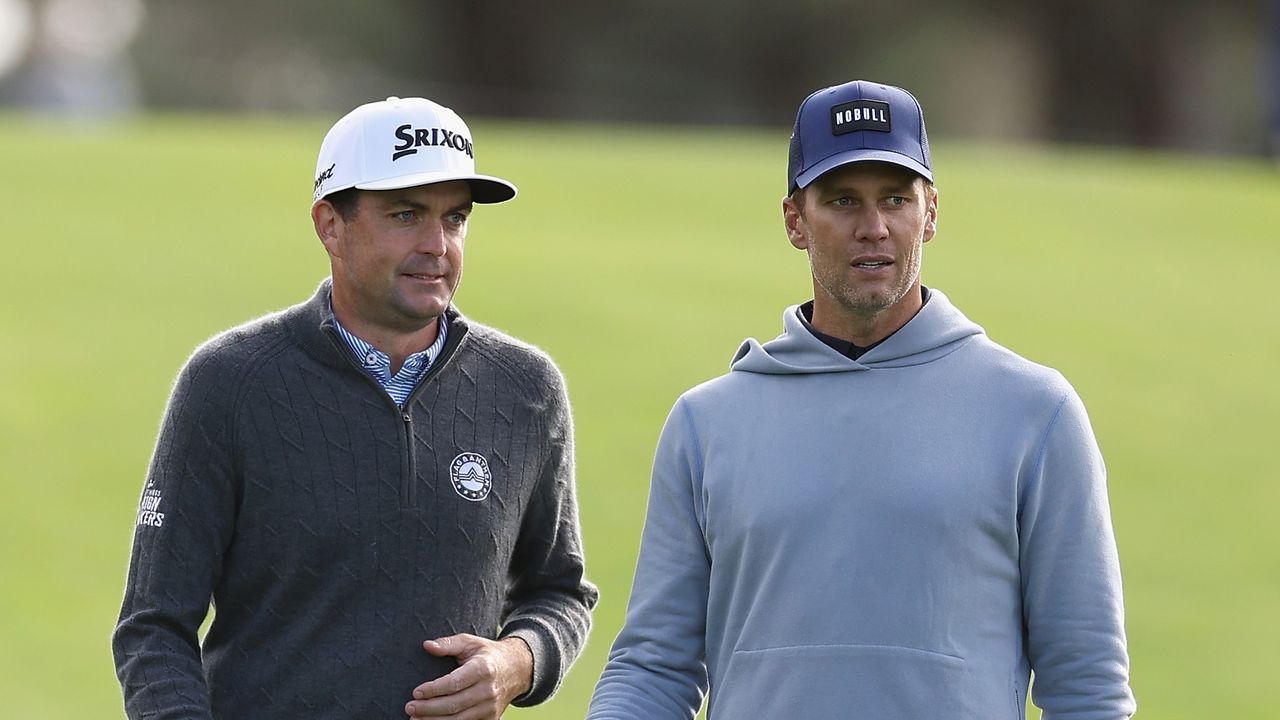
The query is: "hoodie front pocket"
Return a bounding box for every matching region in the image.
[713,643,980,720]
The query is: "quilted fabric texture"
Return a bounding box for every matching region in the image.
[113,280,598,719]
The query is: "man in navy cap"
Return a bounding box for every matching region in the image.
[587,80,1135,719]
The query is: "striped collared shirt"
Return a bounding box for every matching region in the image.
[330,302,449,407]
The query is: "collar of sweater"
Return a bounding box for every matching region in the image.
[285,278,471,377]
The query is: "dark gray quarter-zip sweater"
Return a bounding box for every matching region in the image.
[113,280,598,719]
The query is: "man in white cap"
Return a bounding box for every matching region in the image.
[113,97,598,720]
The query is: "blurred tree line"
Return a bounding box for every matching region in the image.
[2,0,1273,154]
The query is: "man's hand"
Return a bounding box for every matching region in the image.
[404,633,533,719]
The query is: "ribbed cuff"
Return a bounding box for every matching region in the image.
[500,620,558,707]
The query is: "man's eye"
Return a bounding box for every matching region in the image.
[887,196,907,206]
[448,213,468,224]
[832,197,852,206]
[394,210,415,222]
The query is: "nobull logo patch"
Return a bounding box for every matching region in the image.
[393,124,474,161]
[831,99,891,135]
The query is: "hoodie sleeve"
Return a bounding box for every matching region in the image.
[1019,388,1136,719]
[588,397,710,719]
[112,346,241,720]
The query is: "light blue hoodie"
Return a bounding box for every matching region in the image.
[589,289,1134,719]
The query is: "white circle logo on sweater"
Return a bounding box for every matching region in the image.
[450,452,492,501]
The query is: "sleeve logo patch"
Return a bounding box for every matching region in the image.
[450,452,493,501]
[831,99,892,135]
[136,481,165,528]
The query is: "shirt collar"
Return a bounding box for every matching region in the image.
[327,293,449,391]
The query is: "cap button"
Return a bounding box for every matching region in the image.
[386,96,399,102]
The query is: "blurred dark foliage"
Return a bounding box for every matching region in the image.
[2,0,1274,154]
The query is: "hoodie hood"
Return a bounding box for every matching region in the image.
[731,288,984,375]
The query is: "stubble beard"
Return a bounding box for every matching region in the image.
[387,279,455,331]
[341,270,456,336]
[810,233,923,321]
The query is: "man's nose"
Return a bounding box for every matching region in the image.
[416,220,447,256]
[854,207,890,243]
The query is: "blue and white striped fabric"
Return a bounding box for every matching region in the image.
[331,309,449,407]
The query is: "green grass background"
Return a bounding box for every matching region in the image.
[1,112,1277,718]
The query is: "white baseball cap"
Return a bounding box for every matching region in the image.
[312,96,517,205]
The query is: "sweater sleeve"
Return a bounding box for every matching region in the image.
[1019,389,1136,719]
[587,398,710,719]
[499,365,600,707]
[112,347,241,720]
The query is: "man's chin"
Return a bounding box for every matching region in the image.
[408,306,449,324]
[843,291,895,313]
[394,290,451,315]
[386,299,450,328]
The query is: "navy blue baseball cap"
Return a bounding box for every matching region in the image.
[787,80,933,194]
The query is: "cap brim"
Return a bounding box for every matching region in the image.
[795,149,933,191]
[355,171,518,204]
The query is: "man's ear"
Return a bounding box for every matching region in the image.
[922,184,939,244]
[312,200,344,259]
[783,193,809,250]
